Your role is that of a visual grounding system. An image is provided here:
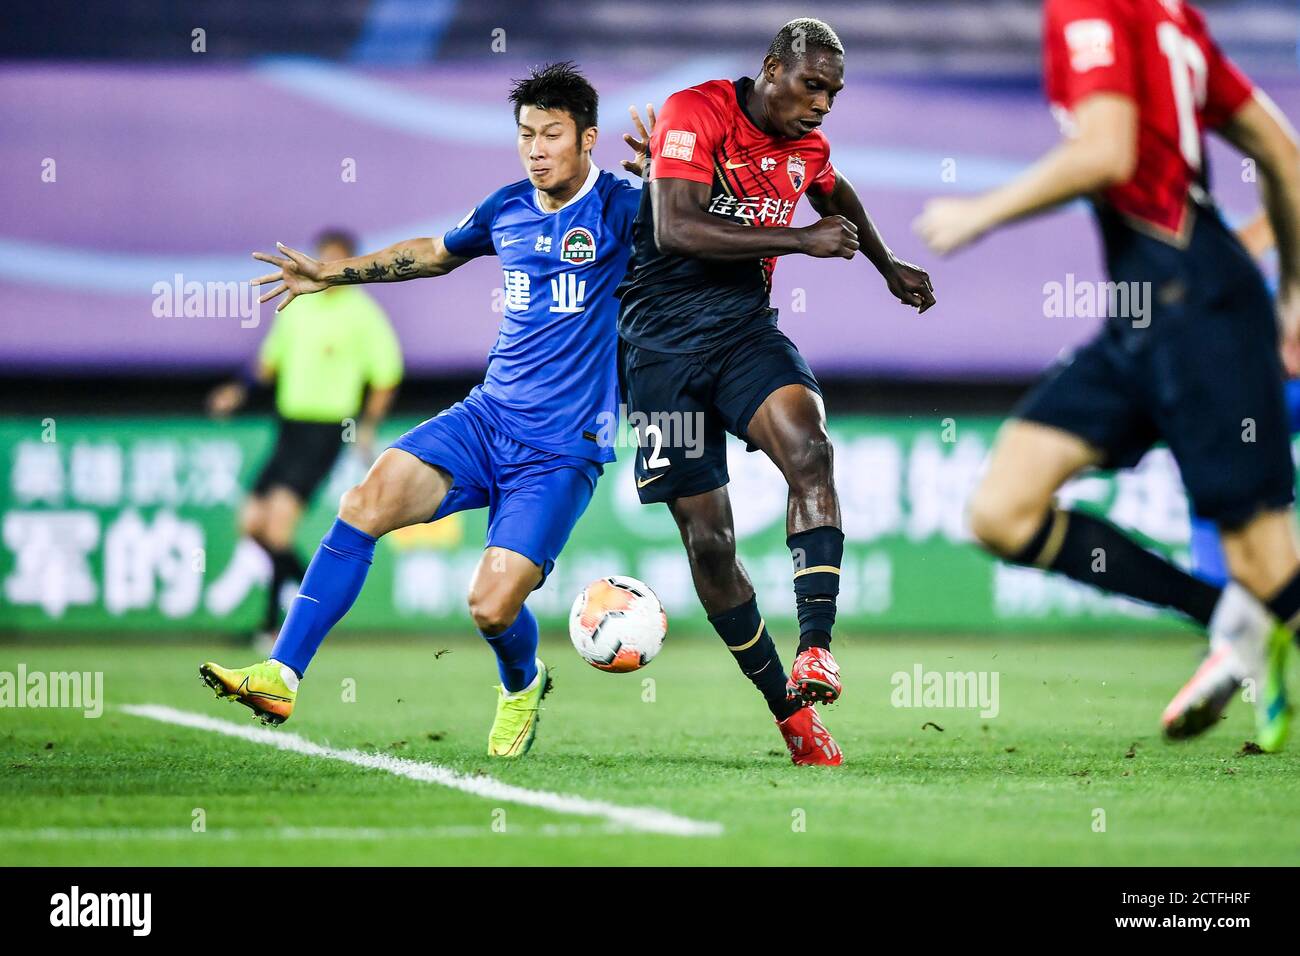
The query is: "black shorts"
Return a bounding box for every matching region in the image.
[1016,205,1294,529]
[620,323,820,504]
[252,417,344,502]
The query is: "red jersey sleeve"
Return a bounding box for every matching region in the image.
[808,142,837,198]
[1043,0,1137,109]
[1186,6,1254,129]
[650,89,724,185]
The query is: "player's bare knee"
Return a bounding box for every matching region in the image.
[1226,551,1291,602]
[968,487,1043,558]
[683,526,745,593]
[260,522,295,553]
[682,521,734,566]
[338,483,389,537]
[785,436,834,493]
[242,516,267,545]
[239,502,265,539]
[467,591,521,636]
[246,518,277,552]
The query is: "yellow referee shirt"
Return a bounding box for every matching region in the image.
[258,287,403,423]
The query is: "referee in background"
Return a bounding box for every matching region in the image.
[207,228,404,643]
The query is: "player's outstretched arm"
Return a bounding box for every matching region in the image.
[810,173,934,313]
[913,93,1137,256]
[251,237,469,312]
[651,178,857,261]
[1219,92,1300,371]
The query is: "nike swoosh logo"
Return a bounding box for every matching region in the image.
[499,236,525,246]
[636,474,665,488]
[237,675,291,702]
[724,159,749,169]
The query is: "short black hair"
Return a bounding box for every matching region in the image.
[767,18,844,66]
[508,61,598,135]
[314,228,358,257]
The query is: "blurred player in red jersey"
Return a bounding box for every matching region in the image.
[617,18,935,765]
[915,0,1300,750]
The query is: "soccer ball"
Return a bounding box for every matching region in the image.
[568,576,667,672]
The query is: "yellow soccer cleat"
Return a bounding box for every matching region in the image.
[200,659,298,726]
[1255,624,1292,753]
[487,659,552,757]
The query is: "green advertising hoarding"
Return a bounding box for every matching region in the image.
[0,415,1207,635]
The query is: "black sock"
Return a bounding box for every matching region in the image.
[708,595,800,721]
[264,547,307,632]
[1264,570,1300,635]
[788,526,844,653]
[1009,509,1220,627]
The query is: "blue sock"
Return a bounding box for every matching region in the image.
[482,605,539,693]
[270,518,376,678]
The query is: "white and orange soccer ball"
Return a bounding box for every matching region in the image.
[568,576,667,672]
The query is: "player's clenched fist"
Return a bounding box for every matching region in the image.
[801,214,859,259]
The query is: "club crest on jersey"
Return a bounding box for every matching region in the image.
[560,226,596,265]
[1064,19,1115,73]
[787,154,806,191]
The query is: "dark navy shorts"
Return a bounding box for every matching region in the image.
[390,402,601,581]
[253,417,343,502]
[1017,204,1295,529]
[619,323,820,504]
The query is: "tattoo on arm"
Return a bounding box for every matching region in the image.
[392,250,419,277]
[333,245,432,285]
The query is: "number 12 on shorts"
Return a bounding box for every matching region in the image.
[636,423,671,471]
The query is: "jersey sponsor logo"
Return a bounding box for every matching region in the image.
[787,154,806,191]
[707,193,795,226]
[1064,19,1116,73]
[502,269,531,310]
[535,235,553,253]
[723,158,749,169]
[662,129,697,162]
[549,273,587,313]
[560,226,597,265]
[760,157,776,172]
[499,235,526,246]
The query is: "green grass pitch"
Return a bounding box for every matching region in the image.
[2,631,1298,865]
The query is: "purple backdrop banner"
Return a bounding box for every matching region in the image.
[0,61,1292,377]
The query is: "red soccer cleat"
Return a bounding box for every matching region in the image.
[787,646,842,704]
[776,703,844,766]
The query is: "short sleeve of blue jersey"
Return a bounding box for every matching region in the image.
[596,173,642,247]
[442,185,513,260]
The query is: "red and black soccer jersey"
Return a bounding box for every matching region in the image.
[615,77,837,354]
[1042,0,1254,242]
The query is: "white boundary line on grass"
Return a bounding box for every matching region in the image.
[0,824,622,842]
[121,704,723,837]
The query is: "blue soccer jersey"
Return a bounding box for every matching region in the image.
[442,164,640,463]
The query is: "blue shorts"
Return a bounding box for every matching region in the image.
[390,402,602,582]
